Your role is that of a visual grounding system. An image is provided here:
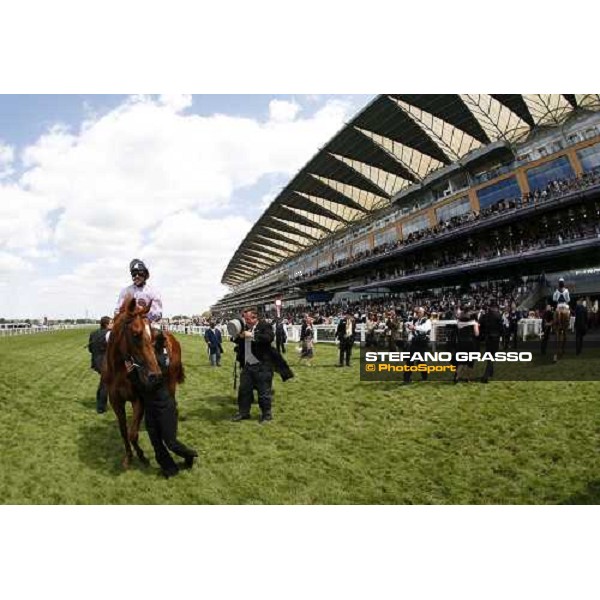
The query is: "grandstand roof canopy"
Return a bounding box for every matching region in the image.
[222,94,600,286]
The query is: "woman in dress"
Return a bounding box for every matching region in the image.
[299,317,315,366]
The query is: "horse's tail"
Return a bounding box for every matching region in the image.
[175,363,186,384]
[166,333,186,384]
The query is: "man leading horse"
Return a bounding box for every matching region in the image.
[105,259,196,477]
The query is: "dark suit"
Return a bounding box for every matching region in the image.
[540,309,554,356]
[88,327,108,413]
[575,304,588,355]
[480,308,502,380]
[336,318,356,366]
[275,321,287,354]
[204,327,223,366]
[128,365,196,476]
[234,320,293,418]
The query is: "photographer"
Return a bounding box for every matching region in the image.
[231,307,293,424]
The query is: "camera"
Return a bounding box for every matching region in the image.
[226,317,245,339]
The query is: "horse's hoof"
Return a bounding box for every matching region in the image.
[122,457,131,469]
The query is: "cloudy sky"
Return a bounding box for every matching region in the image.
[0,94,374,319]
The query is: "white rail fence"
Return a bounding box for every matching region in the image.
[169,318,573,345]
[0,324,93,338]
[4,318,568,342]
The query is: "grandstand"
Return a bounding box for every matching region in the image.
[212,95,600,317]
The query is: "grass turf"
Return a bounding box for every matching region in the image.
[1,329,599,504]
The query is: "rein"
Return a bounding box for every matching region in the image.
[116,316,148,374]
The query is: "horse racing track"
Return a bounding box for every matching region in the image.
[1,329,600,504]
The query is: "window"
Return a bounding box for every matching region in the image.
[585,127,598,140]
[551,140,564,152]
[567,133,581,145]
[476,176,522,209]
[334,248,349,262]
[353,239,369,255]
[318,255,331,268]
[374,228,397,247]
[402,214,429,237]
[538,147,548,158]
[306,259,317,274]
[577,142,600,173]
[436,196,471,222]
[526,156,575,191]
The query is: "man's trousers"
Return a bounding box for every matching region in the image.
[144,384,196,473]
[237,362,274,417]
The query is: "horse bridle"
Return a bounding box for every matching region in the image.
[120,316,156,379]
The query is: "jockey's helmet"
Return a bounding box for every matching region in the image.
[130,259,149,278]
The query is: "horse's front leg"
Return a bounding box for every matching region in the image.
[110,394,133,469]
[130,397,149,466]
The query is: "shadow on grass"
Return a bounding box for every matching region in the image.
[560,480,600,504]
[78,415,155,477]
[187,395,236,423]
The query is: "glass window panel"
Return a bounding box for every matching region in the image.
[436,196,471,222]
[476,176,522,209]
[402,215,429,237]
[577,142,600,173]
[334,248,349,262]
[353,239,369,255]
[526,156,575,191]
[374,228,397,247]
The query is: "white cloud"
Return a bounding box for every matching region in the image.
[0,183,55,253]
[259,190,278,210]
[0,94,360,318]
[0,250,32,275]
[159,94,193,112]
[0,141,15,179]
[268,99,301,122]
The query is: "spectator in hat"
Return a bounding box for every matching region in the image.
[336,309,357,367]
[204,322,223,367]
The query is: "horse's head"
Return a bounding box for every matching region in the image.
[109,296,162,388]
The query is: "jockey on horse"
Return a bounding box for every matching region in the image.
[109,258,196,477]
[552,277,571,362]
[115,259,168,371]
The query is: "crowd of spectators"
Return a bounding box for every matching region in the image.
[289,170,600,284]
[365,204,600,285]
[214,280,530,326]
[213,275,600,344]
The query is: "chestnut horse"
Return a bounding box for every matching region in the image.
[103,296,185,468]
[553,307,570,362]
